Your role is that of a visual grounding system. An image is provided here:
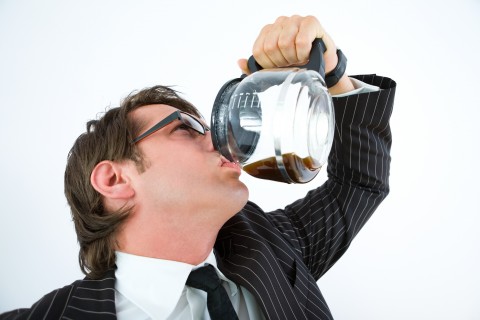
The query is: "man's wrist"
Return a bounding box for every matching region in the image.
[331,76,381,97]
[328,74,355,96]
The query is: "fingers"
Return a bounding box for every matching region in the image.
[251,15,332,69]
[254,16,300,67]
[296,16,325,63]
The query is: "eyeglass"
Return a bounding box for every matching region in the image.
[132,110,210,144]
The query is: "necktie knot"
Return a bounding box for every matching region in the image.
[186,264,222,293]
[185,264,239,320]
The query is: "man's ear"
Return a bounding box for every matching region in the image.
[90,160,135,199]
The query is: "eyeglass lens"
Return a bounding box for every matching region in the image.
[180,113,208,134]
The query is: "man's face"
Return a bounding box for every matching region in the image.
[127,104,249,227]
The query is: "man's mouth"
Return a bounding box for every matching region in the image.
[220,156,242,174]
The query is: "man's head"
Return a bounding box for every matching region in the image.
[65,86,248,279]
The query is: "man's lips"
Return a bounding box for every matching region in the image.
[220,156,242,174]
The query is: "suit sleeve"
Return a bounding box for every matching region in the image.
[268,74,396,279]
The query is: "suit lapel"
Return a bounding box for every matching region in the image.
[216,231,308,320]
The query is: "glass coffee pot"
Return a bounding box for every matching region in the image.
[211,39,335,183]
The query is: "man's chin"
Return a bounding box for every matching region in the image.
[229,182,249,212]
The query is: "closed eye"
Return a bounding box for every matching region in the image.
[172,123,197,135]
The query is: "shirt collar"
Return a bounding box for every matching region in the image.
[114,250,237,319]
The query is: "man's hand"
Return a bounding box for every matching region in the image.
[238,15,354,95]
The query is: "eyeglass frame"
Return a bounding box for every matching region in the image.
[131,110,210,144]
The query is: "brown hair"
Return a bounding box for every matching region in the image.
[64,85,199,279]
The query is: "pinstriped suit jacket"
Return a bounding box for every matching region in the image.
[1,75,396,320]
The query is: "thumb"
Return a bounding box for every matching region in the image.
[237,58,250,75]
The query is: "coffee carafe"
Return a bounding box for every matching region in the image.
[211,39,334,183]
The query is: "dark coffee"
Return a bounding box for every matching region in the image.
[242,153,320,183]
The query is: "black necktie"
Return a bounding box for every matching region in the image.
[186,264,239,320]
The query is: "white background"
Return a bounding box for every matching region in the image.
[1,0,479,319]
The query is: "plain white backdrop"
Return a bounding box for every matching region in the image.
[1,0,479,319]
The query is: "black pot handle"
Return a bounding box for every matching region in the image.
[247,38,327,78]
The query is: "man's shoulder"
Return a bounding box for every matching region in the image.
[218,201,268,235]
[221,200,293,237]
[233,201,274,226]
[0,282,77,320]
[0,271,116,320]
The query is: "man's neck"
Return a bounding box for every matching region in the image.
[115,208,224,265]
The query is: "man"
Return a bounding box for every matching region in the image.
[1,15,396,319]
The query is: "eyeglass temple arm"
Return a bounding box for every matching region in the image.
[131,112,181,143]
